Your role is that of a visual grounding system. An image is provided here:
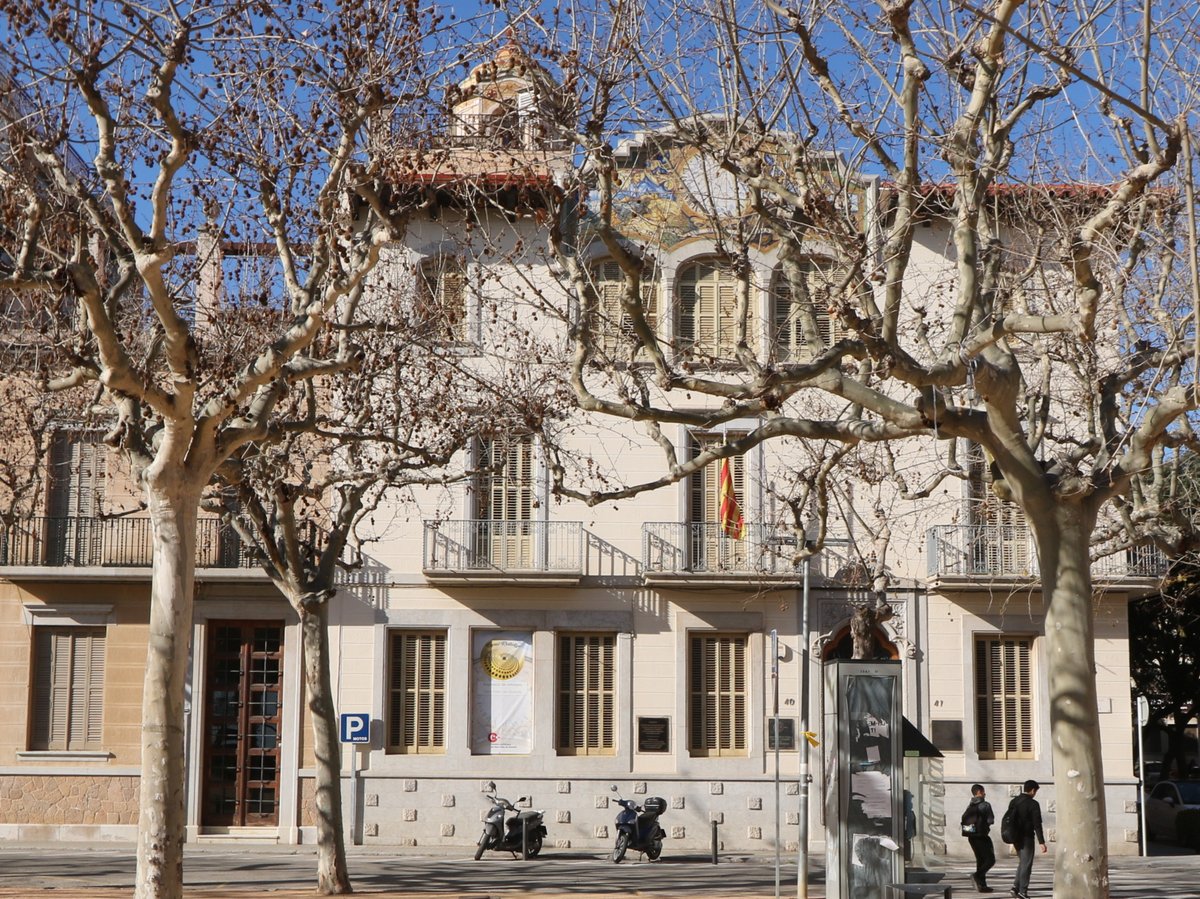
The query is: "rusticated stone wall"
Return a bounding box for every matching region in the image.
[0,775,138,824]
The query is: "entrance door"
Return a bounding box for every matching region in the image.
[201,622,284,827]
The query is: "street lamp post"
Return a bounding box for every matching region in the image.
[796,556,811,899]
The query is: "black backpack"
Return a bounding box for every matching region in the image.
[1000,797,1023,844]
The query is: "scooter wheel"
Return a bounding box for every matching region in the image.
[474,833,487,861]
[525,833,543,858]
[646,838,662,860]
[612,831,629,863]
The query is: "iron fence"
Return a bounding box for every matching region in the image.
[422,519,582,573]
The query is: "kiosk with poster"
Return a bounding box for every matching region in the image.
[823,660,904,899]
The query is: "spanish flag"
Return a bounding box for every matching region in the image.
[718,458,745,539]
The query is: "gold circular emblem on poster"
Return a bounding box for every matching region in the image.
[481,641,524,680]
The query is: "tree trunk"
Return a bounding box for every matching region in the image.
[134,480,201,899]
[1037,505,1109,899]
[299,594,352,894]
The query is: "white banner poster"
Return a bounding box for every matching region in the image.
[471,630,534,754]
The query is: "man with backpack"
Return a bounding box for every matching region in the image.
[1004,780,1048,899]
[961,783,995,892]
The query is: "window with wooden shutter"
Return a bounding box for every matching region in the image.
[417,256,467,341]
[30,626,106,751]
[589,260,659,357]
[772,260,842,360]
[557,633,616,756]
[475,437,537,568]
[688,633,748,756]
[387,631,446,754]
[974,635,1034,759]
[678,260,750,358]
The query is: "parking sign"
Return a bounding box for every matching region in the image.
[340,713,370,744]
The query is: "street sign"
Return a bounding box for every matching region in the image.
[340,713,370,744]
[1137,695,1150,727]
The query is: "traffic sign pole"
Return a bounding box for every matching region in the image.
[339,713,370,847]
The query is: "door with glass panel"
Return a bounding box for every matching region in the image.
[201,622,284,827]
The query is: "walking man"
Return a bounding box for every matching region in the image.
[1008,780,1048,899]
[961,783,995,892]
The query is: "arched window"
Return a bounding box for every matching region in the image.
[416,256,467,342]
[677,259,751,358]
[772,259,843,360]
[588,259,659,358]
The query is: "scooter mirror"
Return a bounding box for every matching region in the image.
[518,796,528,803]
[610,785,618,792]
[485,781,496,791]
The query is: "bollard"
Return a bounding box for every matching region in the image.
[522,815,529,860]
[711,820,719,864]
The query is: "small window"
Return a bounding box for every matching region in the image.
[974,634,1034,759]
[588,260,659,358]
[30,626,106,751]
[387,631,446,754]
[557,633,616,756]
[416,256,467,341]
[688,633,748,757]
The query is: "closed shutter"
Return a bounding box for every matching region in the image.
[974,635,1034,759]
[418,257,467,341]
[773,260,841,360]
[557,633,615,755]
[689,633,747,756]
[48,431,107,518]
[388,631,446,754]
[678,261,748,357]
[591,260,658,355]
[31,627,105,751]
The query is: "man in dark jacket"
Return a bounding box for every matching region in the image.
[1008,780,1048,899]
[962,783,995,892]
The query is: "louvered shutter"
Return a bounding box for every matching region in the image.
[557,633,615,756]
[975,635,1034,759]
[689,634,748,756]
[30,627,105,752]
[388,631,446,754]
[592,261,658,355]
[418,257,467,341]
[773,261,840,360]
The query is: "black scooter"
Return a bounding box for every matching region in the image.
[474,782,547,860]
[610,784,667,862]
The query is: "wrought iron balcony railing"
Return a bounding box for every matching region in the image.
[422,519,583,574]
[925,524,1167,579]
[0,516,254,569]
[642,522,812,577]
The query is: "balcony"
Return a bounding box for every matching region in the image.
[642,522,812,586]
[925,525,1167,584]
[422,520,583,585]
[0,516,255,574]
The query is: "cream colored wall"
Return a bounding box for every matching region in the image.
[0,580,149,766]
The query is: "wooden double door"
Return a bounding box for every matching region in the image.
[201,621,284,827]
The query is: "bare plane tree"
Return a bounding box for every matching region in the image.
[537,1,1200,895]
[0,2,444,896]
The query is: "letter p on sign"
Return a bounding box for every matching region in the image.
[340,713,371,744]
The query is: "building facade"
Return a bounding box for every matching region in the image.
[0,41,1162,864]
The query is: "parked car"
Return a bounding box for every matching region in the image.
[1145,780,1200,844]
